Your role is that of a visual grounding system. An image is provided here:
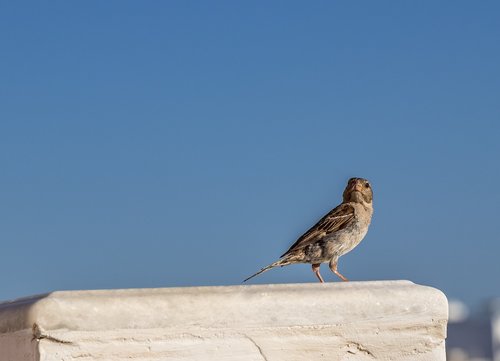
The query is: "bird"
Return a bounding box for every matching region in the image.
[243,177,373,283]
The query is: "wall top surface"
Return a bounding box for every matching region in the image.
[0,280,448,334]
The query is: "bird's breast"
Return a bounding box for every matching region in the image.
[325,209,372,257]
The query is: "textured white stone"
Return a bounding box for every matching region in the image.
[0,281,448,361]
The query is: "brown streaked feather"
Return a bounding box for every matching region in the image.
[242,258,292,283]
[280,203,355,257]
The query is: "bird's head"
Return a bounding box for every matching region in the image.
[343,177,373,204]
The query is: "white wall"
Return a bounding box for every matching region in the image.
[0,281,448,361]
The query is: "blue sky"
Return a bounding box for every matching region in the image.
[1,1,499,307]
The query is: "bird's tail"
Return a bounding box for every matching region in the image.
[242,258,290,283]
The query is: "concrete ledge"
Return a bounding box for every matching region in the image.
[0,280,448,360]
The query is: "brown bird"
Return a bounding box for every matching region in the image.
[243,177,373,283]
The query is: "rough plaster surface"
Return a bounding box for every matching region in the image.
[0,281,448,361]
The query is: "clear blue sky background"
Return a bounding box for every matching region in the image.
[1,1,499,308]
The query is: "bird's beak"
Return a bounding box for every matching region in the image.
[352,183,363,192]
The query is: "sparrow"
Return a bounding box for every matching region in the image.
[243,177,373,283]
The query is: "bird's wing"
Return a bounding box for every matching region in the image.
[281,203,355,257]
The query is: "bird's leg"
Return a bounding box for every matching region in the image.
[329,261,349,282]
[312,263,324,283]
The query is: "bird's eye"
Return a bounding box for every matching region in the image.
[364,183,370,188]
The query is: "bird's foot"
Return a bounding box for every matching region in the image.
[329,263,349,282]
[336,272,349,282]
[312,264,324,283]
